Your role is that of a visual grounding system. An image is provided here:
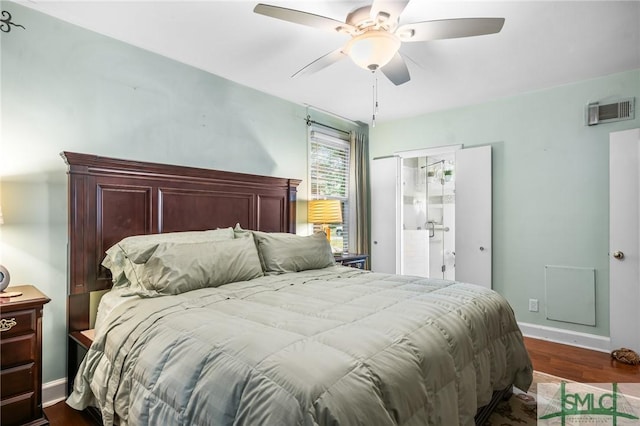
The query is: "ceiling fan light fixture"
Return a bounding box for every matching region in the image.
[345,30,401,71]
[254,1,505,87]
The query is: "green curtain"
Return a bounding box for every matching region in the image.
[350,131,370,261]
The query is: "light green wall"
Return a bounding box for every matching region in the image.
[3,0,637,385]
[370,69,640,337]
[0,2,362,383]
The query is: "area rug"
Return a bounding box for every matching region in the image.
[484,371,568,425]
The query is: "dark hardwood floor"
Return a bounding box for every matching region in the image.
[44,337,640,425]
[45,401,96,426]
[524,336,640,383]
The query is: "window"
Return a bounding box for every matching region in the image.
[309,128,351,253]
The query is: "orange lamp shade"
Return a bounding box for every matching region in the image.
[308,199,343,242]
[308,199,343,224]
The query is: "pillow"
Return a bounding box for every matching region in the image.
[233,223,253,239]
[102,228,235,287]
[252,231,334,274]
[130,237,263,296]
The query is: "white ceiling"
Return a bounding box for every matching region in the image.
[18,0,640,124]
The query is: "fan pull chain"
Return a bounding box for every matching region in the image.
[375,74,379,114]
[372,73,378,128]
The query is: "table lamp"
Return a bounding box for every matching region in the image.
[308,199,343,243]
[0,203,21,298]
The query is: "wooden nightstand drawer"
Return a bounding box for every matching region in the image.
[0,309,37,338]
[1,391,38,426]
[1,333,36,367]
[0,285,50,426]
[1,363,35,398]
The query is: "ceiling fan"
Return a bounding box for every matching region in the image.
[254,1,505,86]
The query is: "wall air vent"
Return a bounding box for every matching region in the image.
[586,97,635,126]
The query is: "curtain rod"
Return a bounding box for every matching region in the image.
[305,115,351,136]
[305,104,359,126]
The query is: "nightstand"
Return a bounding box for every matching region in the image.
[0,285,51,426]
[68,329,95,394]
[68,330,102,424]
[334,253,369,270]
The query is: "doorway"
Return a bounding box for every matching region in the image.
[371,144,492,288]
[401,153,455,279]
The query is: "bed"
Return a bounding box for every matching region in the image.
[62,152,533,426]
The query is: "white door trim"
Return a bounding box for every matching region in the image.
[395,144,462,159]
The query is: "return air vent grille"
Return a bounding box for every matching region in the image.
[586,97,635,126]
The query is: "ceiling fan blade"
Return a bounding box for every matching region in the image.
[381,52,410,86]
[254,3,353,33]
[396,17,505,42]
[370,0,410,24]
[292,48,347,78]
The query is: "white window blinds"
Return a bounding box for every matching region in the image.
[309,128,351,253]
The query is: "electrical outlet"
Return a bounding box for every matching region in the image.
[529,299,539,312]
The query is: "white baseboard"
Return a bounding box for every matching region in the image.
[43,378,67,408]
[518,322,611,353]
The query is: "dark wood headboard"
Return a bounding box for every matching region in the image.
[62,151,301,334]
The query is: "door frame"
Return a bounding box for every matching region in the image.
[395,145,463,160]
[609,128,640,352]
[396,145,462,277]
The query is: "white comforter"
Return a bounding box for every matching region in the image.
[68,266,533,426]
